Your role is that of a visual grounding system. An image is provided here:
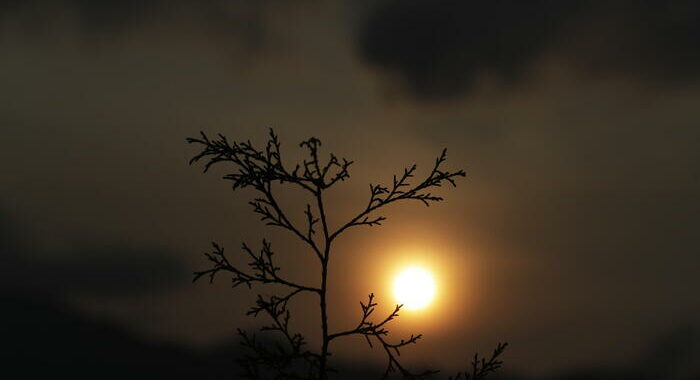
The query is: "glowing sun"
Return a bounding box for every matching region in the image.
[393,267,436,310]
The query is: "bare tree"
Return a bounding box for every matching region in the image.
[187,130,506,380]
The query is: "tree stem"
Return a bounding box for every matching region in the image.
[317,188,331,379]
[319,260,329,379]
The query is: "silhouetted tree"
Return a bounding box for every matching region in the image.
[187,130,506,380]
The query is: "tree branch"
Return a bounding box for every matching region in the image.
[330,149,465,241]
[448,343,508,380]
[188,129,354,261]
[193,241,320,294]
[329,293,438,379]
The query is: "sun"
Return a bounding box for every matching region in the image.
[393,266,436,310]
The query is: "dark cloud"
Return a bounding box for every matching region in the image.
[1,292,237,378]
[358,0,569,99]
[51,245,188,295]
[3,248,188,296]
[639,327,700,379]
[0,207,22,252]
[0,209,187,296]
[358,0,700,100]
[0,0,276,50]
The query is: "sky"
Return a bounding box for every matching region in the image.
[1,1,699,378]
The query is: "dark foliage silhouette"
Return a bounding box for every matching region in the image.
[187,129,506,379]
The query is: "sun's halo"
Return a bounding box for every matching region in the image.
[392,266,436,310]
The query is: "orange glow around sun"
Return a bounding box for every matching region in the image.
[349,229,477,330]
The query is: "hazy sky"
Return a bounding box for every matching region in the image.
[1,1,699,377]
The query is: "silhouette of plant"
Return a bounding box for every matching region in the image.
[187,129,506,380]
[449,343,508,380]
